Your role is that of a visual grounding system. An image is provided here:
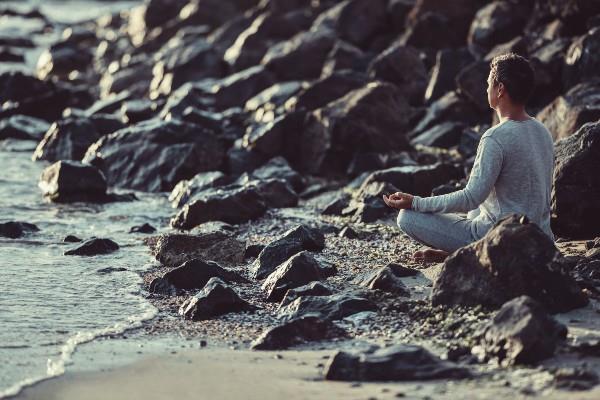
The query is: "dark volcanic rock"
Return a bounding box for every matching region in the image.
[552,121,600,238]
[321,192,351,216]
[129,223,156,234]
[279,281,334,308]
[179,277,254,321]
[320,41,370,77]
[150,259,248,294]
[0,221,39,239]
[357,264,412,296]
[425,48,474,103]
[36,34,95,80]
[0,115,49,141]
[63,235,82,243]
[83,119,225,192]
[39,161,107,203]
[456,60,491,111]
[241,177,298,209]
[431,215,588,312]
[537,80,600,141]
[563,27,600,89]
[479,296,567,366]
[251,315,344,350]
[169,171,229,208]
[251,225,325,280]
[410,122,466,148]
[324,344,470,381]
[171,185,267,229]
[148,231,245,268]
[242,111,305,158]
[64,238,119,256]
[291,70,368,112]
[278,292,377,322]
[262,251,337,302]
[249,156,304,192]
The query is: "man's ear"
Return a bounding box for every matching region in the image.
[497,82,504,98]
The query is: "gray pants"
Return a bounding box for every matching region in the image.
[396,210,477,253]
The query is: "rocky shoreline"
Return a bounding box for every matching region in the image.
[2,0,600,397]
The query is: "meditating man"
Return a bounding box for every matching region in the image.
[383,53,554,262]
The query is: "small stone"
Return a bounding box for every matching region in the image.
[64,238,119,256]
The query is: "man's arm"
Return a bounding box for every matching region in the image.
[411,136,504,213]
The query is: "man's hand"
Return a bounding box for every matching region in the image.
[383,192,413,210]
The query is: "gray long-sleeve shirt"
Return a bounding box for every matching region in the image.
[412,118,555,240]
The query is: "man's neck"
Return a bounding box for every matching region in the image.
[496,103,529,122]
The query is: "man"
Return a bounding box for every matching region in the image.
[383,53,554,262]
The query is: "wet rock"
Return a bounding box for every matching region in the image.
[96,267,127,274]
[290,70,368,112]
[432,215,588,312]
[251,225,325,280]
[148,231,245,268]
[64,238,119,256]
[262,29,336,81]
[150,259,248,295]
[129,223,156,234]
[249,156,304,192]
[39,161,107,203]
[367,44,427,104]
[251,315,344,350]
[356,264,413,296]
[171,185,267,229]
[0,115,49,141]
[536,79,600,141]
[262,251,337,302]
[279,281,334,308]
[169,172,230,208]
[563,27,600,89]
[411,122,466,148]
[552,121,600,238]
[456,61,491,111]
[425,48,475,103]
[63,235,82,243]
[0,221,39,239]
[478,296,567,366]
[278,292,377,322]
[297,82,412,174]
[468,1,530,56]
[179,277,254,321]
[324,344,471,381]
[83,119,225,192]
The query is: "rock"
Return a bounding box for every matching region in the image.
[171,185,267,229]
[210,65,277,110]
[338,226,358,239]
[262,251,336,302]
[121,100,156,124]
[552,121,600,238]
[321,192,351,216]
[279,281,334,308]
[278,292,377,322]
[251,225,325,280]
[38,161,108,203]
[410,122,466,148]
[150,259,248,295]
[0,221,39,239]
[0,47,24,62]
[455,61,491,111]
[563,27,600,90]
[344,180,400,223]
[129,223,156,234]
[529,37,571,108]
[83,119,225,192]
[468,1,530,56]
[241,177,298,208]
[169,171,229,208]
[320,41,370,77]
[262,29,336,81]
[36,36,94,80]
[296,82,413,174]
[536,79,600,141]
[431,215,589,313]
[251,315,344,350]
[432,179,467,196]
[148,231,245,268]
[311,0,388,48]
[179,277,254,321]
[553,367,600,391]
[242,111,306,158]
[478,296,567,366]
[249,156,304,192]
[244,243,265,259]
[0,115,49,141]
[32,116,124,162]
[357,264,412,296]
[63,235,82,243]
[367,44,427,104]
[425,48,474,103]
[324,344,470,381]
[64,238,119,256]
[290,70,368,112]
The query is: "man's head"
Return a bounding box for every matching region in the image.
[487,53,535,110]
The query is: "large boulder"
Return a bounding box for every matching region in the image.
[36,31,95,80]
[83,119,225,192]
[552,121,600,238]
[290,70,368,112]
[324,344,470,381]
[169,171,229,208]
[148,231,245,268]
[431,215,588,312]
[278,292,377,322]
[477,296,567,366]
[0,221,39,239]
[563,27,600,90]
[0,115,49,141]
[251,315,345,350]
[179,277,254,321]
[248,156,304,192]
[536,80,600,142]
[251,225,325,279]
[39,161,109,203]
[262,251,337,302]
[410,122,466,148]
[424,48,474,103]
[455,60,491,112]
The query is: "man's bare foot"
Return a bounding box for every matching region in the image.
[412,248,449,263]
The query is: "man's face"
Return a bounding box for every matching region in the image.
[487,72,498,110]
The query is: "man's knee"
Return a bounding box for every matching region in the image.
[396,209,417,235]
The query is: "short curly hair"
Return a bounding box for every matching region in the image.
[489,53,535,104]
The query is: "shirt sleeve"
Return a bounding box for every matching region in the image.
[412,136,504,213]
